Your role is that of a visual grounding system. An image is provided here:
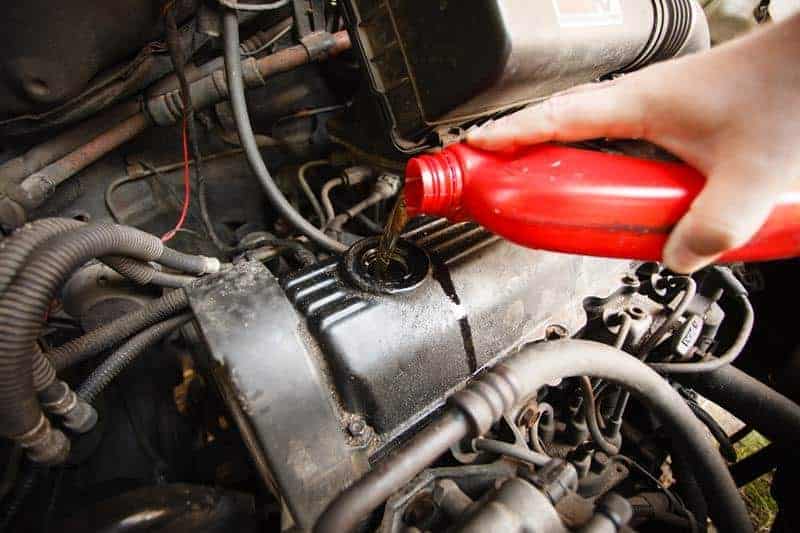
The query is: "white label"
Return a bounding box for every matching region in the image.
[552,0,624,28]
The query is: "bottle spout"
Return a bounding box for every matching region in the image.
[404,151,464,218]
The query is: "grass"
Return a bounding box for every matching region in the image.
[736,432,778,532]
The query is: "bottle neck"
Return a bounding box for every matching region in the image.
[404,149,465,218]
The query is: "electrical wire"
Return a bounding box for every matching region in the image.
[160,118,191,242]
[164,3,233,252]
[218,0,291,11]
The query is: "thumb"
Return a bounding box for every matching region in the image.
[466,76,653,150]
[662,164,783,273]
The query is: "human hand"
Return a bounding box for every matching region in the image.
[467,14,800,273]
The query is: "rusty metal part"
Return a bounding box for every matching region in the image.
[0,113,151,230]
[0,30,352,231]
[0,100,141,187]
[13,414,70,465]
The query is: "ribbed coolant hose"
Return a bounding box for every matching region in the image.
[78,313,193,403]
[314,340,752,533]
[47,288,190,371]
[0,224,205,457]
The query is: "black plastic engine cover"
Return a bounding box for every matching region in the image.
[187,220,632,526]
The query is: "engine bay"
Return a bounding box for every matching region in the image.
[0,1,797,532]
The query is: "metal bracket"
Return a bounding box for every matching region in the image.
[293,0,327,36]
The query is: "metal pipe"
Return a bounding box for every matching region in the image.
[0,100,140,186]
[0,28,352,231]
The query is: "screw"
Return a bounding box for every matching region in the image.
[545,324,569,340]
[348,418,367,438]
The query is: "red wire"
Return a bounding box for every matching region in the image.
[161,117,191,242]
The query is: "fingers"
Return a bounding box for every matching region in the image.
[662,164,783,273]
[466,75,654,151]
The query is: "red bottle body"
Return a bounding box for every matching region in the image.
[404,143,800,263]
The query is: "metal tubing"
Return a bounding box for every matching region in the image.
[315,340,751,533]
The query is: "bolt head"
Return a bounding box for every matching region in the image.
[348,419,366,437]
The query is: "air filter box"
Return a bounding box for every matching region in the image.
[342,0,710,151]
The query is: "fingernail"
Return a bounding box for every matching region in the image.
[662,238,712,274]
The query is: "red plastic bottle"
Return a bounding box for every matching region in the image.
[404,143,800,263]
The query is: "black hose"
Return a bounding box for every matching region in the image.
[471,438,550,466]
[671,451,709,531]
[674,364,800,444]
[578,376,620,456]
[47,289,189,371]
[314,340,751,533]
[158,247,220,274]
[102,257,196,288]
[685,398,737,463]
[0,463,41,533]
[221,10,348,254]
[730,443,780,487]
[78,313,193,403]
[0,224,173,439]
[0,218,82,295]
[650,295,754,374]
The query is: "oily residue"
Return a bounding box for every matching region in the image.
[429,252,478,373]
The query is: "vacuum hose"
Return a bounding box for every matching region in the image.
[0,223,212,464]
[314,339,751,533]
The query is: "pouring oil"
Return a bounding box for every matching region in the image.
[375,194,408,279]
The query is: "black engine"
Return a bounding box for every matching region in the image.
[0,1,796,532]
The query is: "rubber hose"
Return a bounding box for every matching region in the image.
[0,218,82,295]
[78,313,193,403]
[102,257,196,288]
[314,340,751,533]
[686,399,738,462]
[0,464,41,533]
[674,364,800,444]
[671,450,709,531]
[0,224,168,438]
[31,346,55,392]
[47,289,189,371]
[158,247,220,275]
[222,10,348,253]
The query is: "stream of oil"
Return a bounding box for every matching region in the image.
[378,192,477,372]
[375,195,409,278]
